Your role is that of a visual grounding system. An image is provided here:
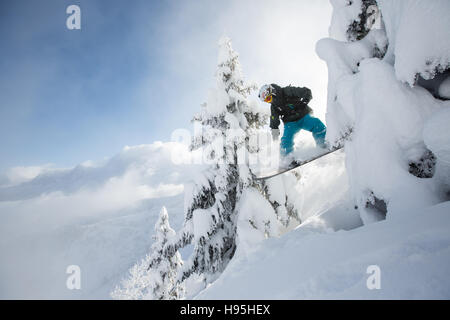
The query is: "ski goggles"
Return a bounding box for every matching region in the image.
[263,93,273,103]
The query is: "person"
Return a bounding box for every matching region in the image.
[258,83,327,160]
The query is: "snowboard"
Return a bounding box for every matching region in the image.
[254,146,343,180]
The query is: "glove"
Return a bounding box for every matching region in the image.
[271,129,280,141]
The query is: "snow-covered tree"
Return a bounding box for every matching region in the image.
[143,37,291,297]
[346,0,379,41]
[318,0,450,223]
[329,0,380,42]
[177,36,270,284]
[111,207,183,300]
[259,175,301,228]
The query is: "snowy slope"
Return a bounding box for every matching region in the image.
[197,198,450,299]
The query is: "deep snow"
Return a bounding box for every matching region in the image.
[197,200,450,299]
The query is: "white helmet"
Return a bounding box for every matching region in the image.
[258,84,275,103]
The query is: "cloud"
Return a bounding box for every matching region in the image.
[0,141,199,298]
[2,164,58,186]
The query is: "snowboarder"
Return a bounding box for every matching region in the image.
[258,84,327,161]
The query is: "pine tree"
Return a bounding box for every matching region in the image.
[111,207,184,300]
[179,36,268,283]
[261,175,301,228]
[140,37,304,299]
[146,37,274,295]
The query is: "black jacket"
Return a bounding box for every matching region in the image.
[269,84,313,129]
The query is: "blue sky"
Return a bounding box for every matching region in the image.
[0,0,331,173]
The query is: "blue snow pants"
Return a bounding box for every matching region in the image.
[280,114,327,155]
